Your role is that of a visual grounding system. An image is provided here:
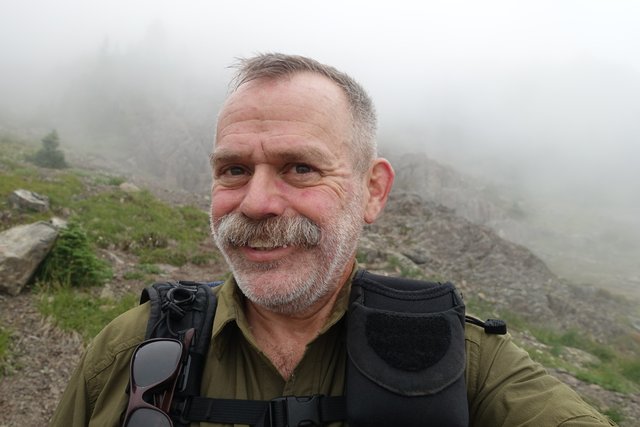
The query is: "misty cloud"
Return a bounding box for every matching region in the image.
[1,0,639,287]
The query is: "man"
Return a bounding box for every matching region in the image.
[51,53,614,426]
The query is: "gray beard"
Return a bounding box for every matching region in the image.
[211,195,364,314]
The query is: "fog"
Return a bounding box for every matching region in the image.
[1,0,639,291]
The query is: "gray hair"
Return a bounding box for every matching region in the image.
[228,53,377,174]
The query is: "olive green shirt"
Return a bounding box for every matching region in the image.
[50,275,615,426]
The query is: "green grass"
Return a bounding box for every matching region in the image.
[123,263,162,281]
[93,175,126,186]
[575,367,636,394]
[0,168,85,231]
[0,163,84,200]
[621,359,640,383]
[1,135,215,343]
[603,406,625,424]
[385,255,425,279]
[37,286,138,343]
[529,329,638,393]
[2,136,211,267]
[0,133,38,166]
[0,325,12,376]
[72,190,210,266]
[530,328,615,362]
[465,296,640,393]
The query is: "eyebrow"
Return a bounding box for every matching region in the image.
[210,145,331,168]
[209,150,245,168]
[267,146,329,163]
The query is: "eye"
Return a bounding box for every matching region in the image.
[214,165,251,187]
[293,164,313,174]
[216,165,248,177]
[283,163,321,186]
[227,166,246,176]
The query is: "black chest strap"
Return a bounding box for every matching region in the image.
[183,394,346,427]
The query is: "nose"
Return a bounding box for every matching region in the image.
[238,168,286,219]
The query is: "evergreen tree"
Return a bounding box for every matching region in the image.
[30,130,68,169]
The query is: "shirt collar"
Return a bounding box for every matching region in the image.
[211,263,359,355]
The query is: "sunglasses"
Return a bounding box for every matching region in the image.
[122,330,194,427]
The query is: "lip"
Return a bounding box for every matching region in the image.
[239,245,297,262]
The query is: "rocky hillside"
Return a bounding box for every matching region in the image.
[360,192,638,342]
[386,151,640,298]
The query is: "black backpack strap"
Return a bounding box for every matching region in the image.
[138,271,505,427]
[183,394,346,427]
[140,280,222,427]
[140,280,223,342]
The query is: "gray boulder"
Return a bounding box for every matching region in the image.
[119,182,140,193]
[0,221,59,295]
[9,189,50,212]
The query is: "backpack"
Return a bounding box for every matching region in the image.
[139,270,506,427]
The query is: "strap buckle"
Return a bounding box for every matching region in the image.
[269,395,322,427]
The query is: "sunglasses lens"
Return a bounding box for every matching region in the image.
[132,340,182,387]
[125,407,173,427]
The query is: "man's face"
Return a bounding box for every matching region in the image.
[210,72,366,314]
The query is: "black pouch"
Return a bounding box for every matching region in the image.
[346,271,468,427]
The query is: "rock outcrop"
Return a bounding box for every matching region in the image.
[360,192,634,342]
[0,221,58,295]
[8,189,50,212]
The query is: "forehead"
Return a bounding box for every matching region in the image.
[225,71,348,114]
[215,73,352,149]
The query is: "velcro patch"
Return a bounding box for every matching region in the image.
[365,313,450,371]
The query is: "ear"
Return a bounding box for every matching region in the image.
[363,158,395,224]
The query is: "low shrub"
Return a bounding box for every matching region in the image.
[36,222,112,287]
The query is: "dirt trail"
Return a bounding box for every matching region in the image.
[0,293,83,427]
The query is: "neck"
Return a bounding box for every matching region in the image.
[245,268,351,380]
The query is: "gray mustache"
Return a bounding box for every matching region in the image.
[215,213,321,248]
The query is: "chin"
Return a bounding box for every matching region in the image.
[233,264,328,313]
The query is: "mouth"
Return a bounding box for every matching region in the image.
[246,239,289,251]
[249,244,289,251]
[238,241,296,263]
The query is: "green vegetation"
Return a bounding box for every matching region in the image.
[621,359,640,383]
[35,222,112,287]
[1,132,215,342]
[123,263,162,281]
[0,325,12,376]
[386,255,425,279]
[0,133,38,167]
[37,287,138,343]
[603,406,625,424]
[72,190,210,265]
[0,166,85,231]
[1,132,211,267]
[466,296,640,394]
[27,130,67,169]
[93,174,126,186]
[30,187,211,338]
[355,249,370,265]
[532,329,614,362]
[0,168,84,202]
